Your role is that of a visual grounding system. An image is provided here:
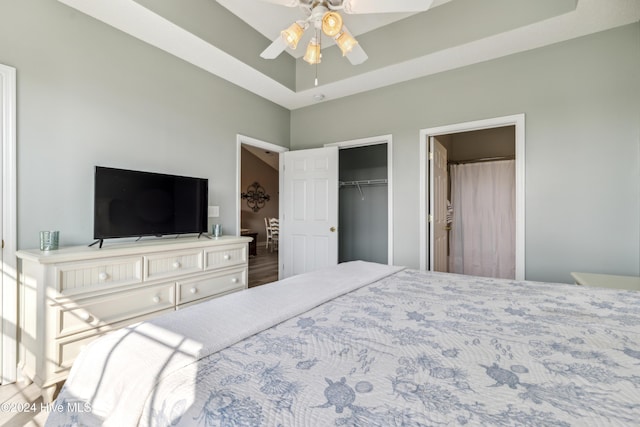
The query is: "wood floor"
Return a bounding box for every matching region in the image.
[248,242,279,287]
[0,381,49,427]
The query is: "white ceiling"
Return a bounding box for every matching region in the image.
[243,144,280,170]
[57,0,640,110]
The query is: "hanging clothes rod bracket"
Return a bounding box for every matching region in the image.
[339,179,387,201]
[355,182,364,200]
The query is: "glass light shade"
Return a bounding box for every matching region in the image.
[335,31,358,56]
[281,22,304,49]
[303,38,321,64]
[321,11,343,37]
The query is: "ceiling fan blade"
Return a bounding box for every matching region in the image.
[260,37,287,59]
[255,0,300,6]
[346,42,368,65]
[343,0,434,14]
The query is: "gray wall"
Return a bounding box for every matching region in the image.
[292,23,640,283]
[0,0,290,249]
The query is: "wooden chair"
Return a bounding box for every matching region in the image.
[268,218,279,252]
[264,217,273,250]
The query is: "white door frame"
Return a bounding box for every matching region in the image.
[0,64,17,384]
[236,134,289,279]
[419,114,525,280]
[325,134,394,265]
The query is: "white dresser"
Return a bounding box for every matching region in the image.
[16,236,251,402]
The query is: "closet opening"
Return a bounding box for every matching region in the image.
[326,135,393,265]
[339,144,388,264]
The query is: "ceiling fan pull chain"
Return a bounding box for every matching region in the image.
[315,29,320,86]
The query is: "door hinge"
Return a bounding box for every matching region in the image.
[1,239,4,249]
[428,214,433,223]
[428,152,433,161]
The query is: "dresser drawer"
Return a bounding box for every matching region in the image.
[204,244,247,270]
[53,308,174,373]
[176,267,247,305]
[56,282,175,337]
[56,256,143,295]
[144,249,204,281]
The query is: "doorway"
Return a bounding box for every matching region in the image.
[236,135,288,287]
[435,127,516,278]
[419,115,525,280]
[327,134,393,265]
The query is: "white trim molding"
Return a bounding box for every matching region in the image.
[325,134,394,265]
[0,63,17,384]
[419,114,525,280]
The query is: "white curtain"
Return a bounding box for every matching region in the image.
[449,160,515,279]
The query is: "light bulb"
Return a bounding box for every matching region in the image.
[335,31,358,56]
[321,11,343,37]
[281,22,304,49]
[303,38,321,64]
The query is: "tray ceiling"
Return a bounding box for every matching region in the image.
[56,0,640,109]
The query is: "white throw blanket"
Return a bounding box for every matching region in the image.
[47,261,404,426]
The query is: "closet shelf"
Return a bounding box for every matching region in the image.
[339,179,388,187]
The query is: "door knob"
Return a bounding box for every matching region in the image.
[330,226,336,232]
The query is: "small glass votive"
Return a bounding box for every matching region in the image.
[40,230,59,251]
[212,224,222,237]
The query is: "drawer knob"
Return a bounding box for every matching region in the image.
[223,254,230,260]
[152,295,161,303]
[79,312,92,322]
[231,277,238,284]
[98,272,109,281]
[190,287,198,294]
[172,261,181,269]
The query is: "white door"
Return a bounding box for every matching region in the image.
[429,137,448,272]
[281,147,339,278]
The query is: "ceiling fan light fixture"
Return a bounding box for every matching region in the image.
[335,31,358,56]
[321,11,342,37]
[303,37,321,64]
[281,22,305,49]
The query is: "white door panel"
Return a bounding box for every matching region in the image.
[282,147,338,278]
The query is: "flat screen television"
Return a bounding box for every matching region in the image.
[93,166,208,246]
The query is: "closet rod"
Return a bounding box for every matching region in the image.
[448,155,515,165]
[339,179,388,187]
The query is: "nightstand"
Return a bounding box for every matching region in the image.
[570,272,640,291]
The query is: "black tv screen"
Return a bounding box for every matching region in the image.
[93,166,208,241]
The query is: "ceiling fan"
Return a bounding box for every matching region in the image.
[259,0,435,68]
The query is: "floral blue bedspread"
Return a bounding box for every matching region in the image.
[135,269,640,426]
[53,270,640,427]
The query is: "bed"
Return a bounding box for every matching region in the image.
[46,261,640,426]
